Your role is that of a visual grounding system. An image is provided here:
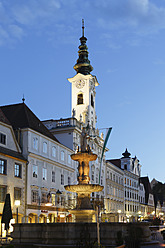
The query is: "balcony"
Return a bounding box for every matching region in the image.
[44,118,82,130]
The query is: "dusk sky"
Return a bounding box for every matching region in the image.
[0,0,165,182]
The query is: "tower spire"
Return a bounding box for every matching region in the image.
[82,19,84,37]
[73,19,93,75]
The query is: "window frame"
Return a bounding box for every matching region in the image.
[77,93,83,105]
[0,185,7,203]
[33,137,38,150]
[43,142,47,153]
[14,187,21,202]
[52,146,56,157]
[52,171,55,183]
[0,159,7,175]
[0,133,6,145]
[42,167,47,180]
[14,163,22,178]
[61,174,64,185]
[33,164,38,178]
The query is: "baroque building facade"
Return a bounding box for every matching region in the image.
[0,103,77,224]
[0,109,27,235]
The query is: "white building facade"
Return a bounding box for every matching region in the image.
[0,109,27,234]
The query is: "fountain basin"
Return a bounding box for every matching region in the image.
[65,184,103,194]
[71,152,97,162]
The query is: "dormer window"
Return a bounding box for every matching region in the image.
[0,133,6,145]
[77,93,83,105]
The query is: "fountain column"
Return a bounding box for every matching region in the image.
[65,128,103,222]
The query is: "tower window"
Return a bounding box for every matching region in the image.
[91,94,94,108]
[77,94,83,105]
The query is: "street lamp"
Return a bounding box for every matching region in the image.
[15,200,20,223]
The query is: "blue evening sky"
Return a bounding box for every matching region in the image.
[0,0,165,182]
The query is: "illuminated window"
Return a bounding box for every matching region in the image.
[130,180,131,186]
[31,190,39,204]
[77,93,83,105]
[41,192,47,203]
[51,193,55,206]
[15,163,22,178]
[0,159,7,175]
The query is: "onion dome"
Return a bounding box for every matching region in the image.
[122,148,131,158]
[74,19,93,75]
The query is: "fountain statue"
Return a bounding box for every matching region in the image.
[65,127,103,222]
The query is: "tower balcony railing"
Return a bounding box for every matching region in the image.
[49,118,82,130]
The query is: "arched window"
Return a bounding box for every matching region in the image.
[61,151,64,161]
[43,142,47,153]
[77,93,83,105]
[91,94,94,107]
[52,146,56,157]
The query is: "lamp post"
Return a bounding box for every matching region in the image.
[15,200,20,223]
[56,190,62,222]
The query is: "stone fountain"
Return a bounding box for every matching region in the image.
[65,128,103,222]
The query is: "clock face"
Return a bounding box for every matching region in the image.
[75,80,85,89]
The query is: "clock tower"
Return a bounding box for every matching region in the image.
[68,20,99,129]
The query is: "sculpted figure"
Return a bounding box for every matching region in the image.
[80,127,87,152]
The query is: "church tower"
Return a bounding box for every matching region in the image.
[68,20,99,129]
